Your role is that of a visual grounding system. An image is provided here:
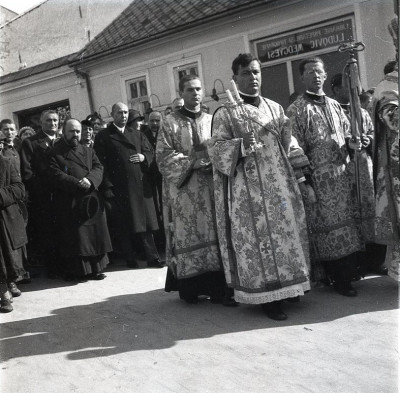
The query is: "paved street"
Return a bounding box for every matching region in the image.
[0,261,398,393]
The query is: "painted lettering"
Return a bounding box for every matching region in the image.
[267,43,304,59]
[310,33,346,49]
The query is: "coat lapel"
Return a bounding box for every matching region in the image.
[108,124,137,150]
[66,145,90,169]
[57,140,89,170]
[37,132,52,150]
[123,128,139,151]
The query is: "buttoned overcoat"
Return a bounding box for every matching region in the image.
[0,156,27,281]
[93,124,158,233]
[48,139,112,257]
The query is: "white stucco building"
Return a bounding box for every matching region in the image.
[0,0,396,127]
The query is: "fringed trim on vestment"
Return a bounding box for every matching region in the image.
[234,281,310,304]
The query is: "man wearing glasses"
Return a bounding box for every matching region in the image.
[287,57,365,297]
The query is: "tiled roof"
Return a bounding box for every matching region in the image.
[0,53,74,86]
[71,0,270,63]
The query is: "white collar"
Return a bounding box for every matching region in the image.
[183,106,201,114]
[44,132,56,140]
[113,123,125,133]
[238,90,259,98]
[306,90,326,97]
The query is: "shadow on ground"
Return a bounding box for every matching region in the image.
[0,275,397,362]
[19,259,158,293]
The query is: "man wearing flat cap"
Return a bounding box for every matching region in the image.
[94,103,162,268]
[48,118,112,281]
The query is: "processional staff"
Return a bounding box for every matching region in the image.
[338,38,366,209]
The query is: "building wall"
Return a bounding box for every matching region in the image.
[0,0,395,123]
[81,0,395,117]
[358,0,397,86]
[0,66,90,124]
[0,0,131,75]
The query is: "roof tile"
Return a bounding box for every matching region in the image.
[72,0,267,62]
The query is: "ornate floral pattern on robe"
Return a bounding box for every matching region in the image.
[373,72,400,280]
[287,95,364,262]
[344,107,375,243]
[209,98,310,304]
[156,111,221,280]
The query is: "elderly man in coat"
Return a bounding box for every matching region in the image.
[48,119,112,281]
[94,103,163,269]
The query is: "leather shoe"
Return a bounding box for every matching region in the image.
[222,297,239,307]
[127,259,139,269]
[8,282,21,297]
[89,273,106,280]
[147,258,165,268]
[183,296,199,304]
[0,299,13,312]
[334,281,357,297]
[286,295,300,303]
[372,266,388,276]
[262,301,288,321]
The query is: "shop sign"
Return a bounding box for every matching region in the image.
[256,18,353,63]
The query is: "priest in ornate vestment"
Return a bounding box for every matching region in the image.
[208,53,310,320]
[287,57,365,297]
[156,75,226,304]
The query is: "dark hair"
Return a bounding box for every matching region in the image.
[330,73,343,90]
[359,91,373,106]
[0,118,15,128]
[299,57,325,75]
[178,75,200,93]
[231,53,260,75]
[384,60,398,75]
[62,118,81,133]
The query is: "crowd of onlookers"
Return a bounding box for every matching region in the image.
[0,92,215,313]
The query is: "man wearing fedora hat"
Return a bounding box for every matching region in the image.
[94,103,162,269]
[48,118,112,281]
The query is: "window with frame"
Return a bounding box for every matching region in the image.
[173,62,199,94]
[125,77,151,114]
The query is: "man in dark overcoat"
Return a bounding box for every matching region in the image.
[141,111,163,220]
[140,111,165,248]
[0,137,28,312]
[48,119,112,281]
[94,102,163,268]
[20,110,59,277]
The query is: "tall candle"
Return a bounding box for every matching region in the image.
[226,89,235,103]
[230,80,241,100]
